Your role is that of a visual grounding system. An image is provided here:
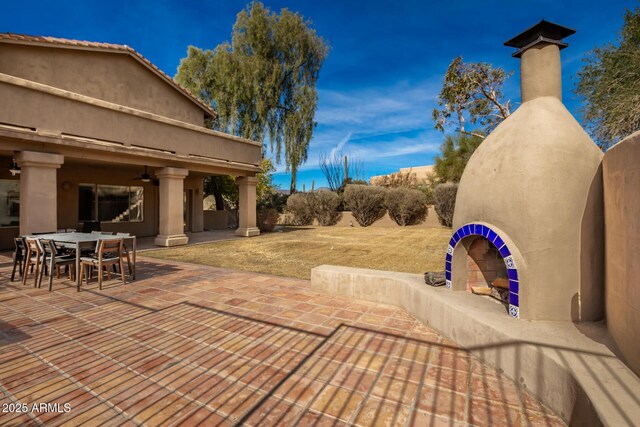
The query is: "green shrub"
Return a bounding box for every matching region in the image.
[285,192,314,225]
[343,185,387,227]
[385,187,428,226]
[257,207,279,231]
[309,190,342,226]
[416,183,436,206]
[258,191,288,213]
[434,183,458,227]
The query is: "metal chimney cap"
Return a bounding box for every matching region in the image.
[504,20,576,57]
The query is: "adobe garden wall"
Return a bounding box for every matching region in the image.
[603,130,640,377]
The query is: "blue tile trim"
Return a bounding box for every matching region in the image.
[445,223,520,318]
[509,280,519,294]
[499,245,511,258]
[494,236,505,250]
[509,292,519,306]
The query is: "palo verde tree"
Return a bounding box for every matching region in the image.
[576,7,640,150]
[432,56,512,138]
[176,2,329,192]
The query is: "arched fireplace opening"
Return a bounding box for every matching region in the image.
[446,223,520,318]
[466,237,509,311]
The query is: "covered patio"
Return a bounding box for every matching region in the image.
[0,33,262,250]
[0,256,565,426]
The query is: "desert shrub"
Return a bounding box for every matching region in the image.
[308,190,342,226]
[343,184,387,227]
[285,192,314,225]
[385,187,428,226]
[417,183,436,206]
[434,183,458,227]
[257,207,279,231]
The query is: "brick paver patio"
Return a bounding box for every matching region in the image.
[0,257,566,426]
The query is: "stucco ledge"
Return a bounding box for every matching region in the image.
[310,264,640,427]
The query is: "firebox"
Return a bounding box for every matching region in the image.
[444,21,604,321]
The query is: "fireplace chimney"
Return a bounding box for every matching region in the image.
[504,20,575,103]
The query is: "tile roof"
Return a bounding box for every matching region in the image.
[0,33,216,118]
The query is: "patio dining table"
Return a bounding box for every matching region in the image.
[25,232,136,291]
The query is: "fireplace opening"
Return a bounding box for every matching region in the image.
[446,223,520,318]
[466,237,510,309]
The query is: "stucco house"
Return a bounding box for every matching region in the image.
[369,165,434,186]
[0,33,262,249]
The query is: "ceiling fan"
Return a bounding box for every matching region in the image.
[9,153,20,176]
[134,166,159,185]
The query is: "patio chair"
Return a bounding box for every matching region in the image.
[80,238,126,290]
[22,238,42,288]
[10,237,26,282]
[114,233,133,276]
[38,239,76,291]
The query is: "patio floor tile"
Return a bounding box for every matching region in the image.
[0,256,566,426]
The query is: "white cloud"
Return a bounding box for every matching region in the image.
[269,77,445,186]
[329,131,352,158]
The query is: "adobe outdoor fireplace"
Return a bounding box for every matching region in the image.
[444,21,604,320]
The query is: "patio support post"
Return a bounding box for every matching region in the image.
[235,176,260,237]
[16,151,64,235]
[192,178,204,232]
[154,167,189,247]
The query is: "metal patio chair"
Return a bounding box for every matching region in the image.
[38,239,76,291]
[10,237,26,282]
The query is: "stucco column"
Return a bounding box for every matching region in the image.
[192,178,204,233]
[154,167,189,247]
[16,151,64,235]
[235,176,260,237]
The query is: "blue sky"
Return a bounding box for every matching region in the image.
[1,0,637,190]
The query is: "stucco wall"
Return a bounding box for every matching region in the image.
[0,44,205,126]
[204,210,231,230]
[603,130,640,377]
[57,163,159,237]
[0,166,19,250]
[0,81,261,169]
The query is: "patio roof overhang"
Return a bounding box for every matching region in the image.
[0,72,261,176]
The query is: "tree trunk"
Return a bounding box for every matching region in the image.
[213,192,225,211]
[290,166,297,194]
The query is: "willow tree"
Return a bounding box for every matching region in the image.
[176,2,329,192]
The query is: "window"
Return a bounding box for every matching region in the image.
[79,184,143,222]
[0,180,19,227]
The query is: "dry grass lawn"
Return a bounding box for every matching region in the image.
[143,226,451,280]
